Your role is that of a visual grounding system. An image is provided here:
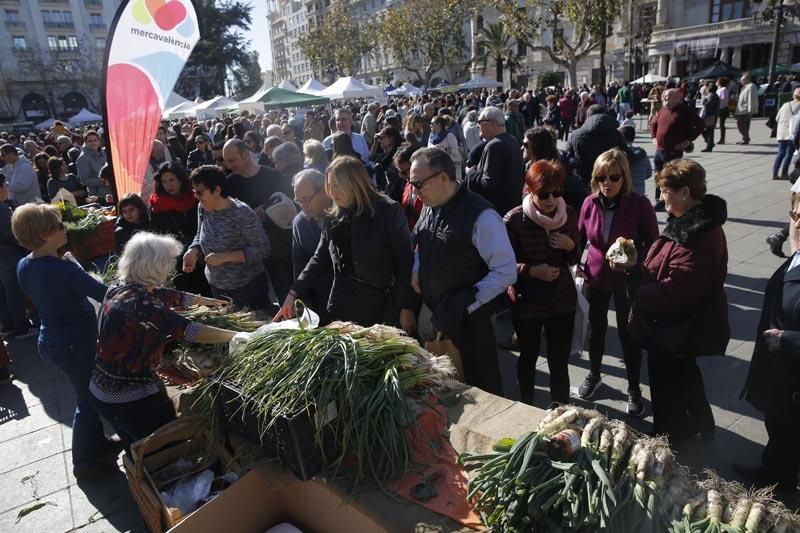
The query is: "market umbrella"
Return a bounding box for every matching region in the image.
[686,60,742,81]
[632,73,668,84]
[68,108,103,125]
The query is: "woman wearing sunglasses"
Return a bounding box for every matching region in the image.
[504,159,580,406]
[186,135,214,170]
[576,148,658,417]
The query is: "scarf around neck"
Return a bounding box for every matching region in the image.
[149,190,197,214]
[523,194,567,231]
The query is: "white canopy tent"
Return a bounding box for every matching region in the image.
[35,118,56,130]
[163,100,198,120]
[458,75,503,90]
[298,78,328,96]
[277,80,297,92]
[68,108,103,125]
[632,73,668,84]
[191,95,238,120]
[321,76,383,100]
[166,91,191,108]
[387,82,423,97]
[193,96,205,104]
[237,85,270,113]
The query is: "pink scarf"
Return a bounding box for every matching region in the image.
[523,194,567,231]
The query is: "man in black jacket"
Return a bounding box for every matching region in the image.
[465,106,525,216]
[565,104,627,184]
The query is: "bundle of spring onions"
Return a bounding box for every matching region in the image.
[458,406,800,532]
[162,306,267,379]
[198,322,454,486]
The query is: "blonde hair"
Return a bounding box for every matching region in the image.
[118,232,183,287]
[326,156,381,217]
[591,148,633,196]
[11,203,61,250]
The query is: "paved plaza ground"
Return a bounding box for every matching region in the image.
[0,118,796,531]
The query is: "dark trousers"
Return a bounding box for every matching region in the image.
[586,285,641,391]
[0,255,29,334]
[266,256,293,304]
[211,270,270,311]
[761,413,800,489]
[90,389,176,454]
[736,113,752,142]
[559,118,571,142]
[654,149,683,201]
[718,108,729,143]
[512,312,573,405]
[648,352,714,442]
[453,303,503,397]
[703,123,716,150]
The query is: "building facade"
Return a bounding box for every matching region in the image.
[0,0,122,124]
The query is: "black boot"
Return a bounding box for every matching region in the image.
[766,231,788,258]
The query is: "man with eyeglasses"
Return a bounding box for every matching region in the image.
[465,106,525,217]
[291,169,333,319]
[411,147,516,396]
[322,108,371,167]
[0,144,39,205]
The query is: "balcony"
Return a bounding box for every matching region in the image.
[89,22,106,31]
[650,17,766,45]
[84,0,103,6]
[4,20,24,28]
[40,0,70,4]
[43,20,74,29]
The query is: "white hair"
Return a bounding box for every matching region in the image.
[479,106,506,127]
[293,168,325,189]
[118,232,183,287]
[265,124,282,138]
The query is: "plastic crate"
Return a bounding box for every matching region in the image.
[211,376,338,481]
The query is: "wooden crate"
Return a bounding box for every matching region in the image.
[64,218,116,264]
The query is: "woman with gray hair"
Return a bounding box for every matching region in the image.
[90,231,236,452]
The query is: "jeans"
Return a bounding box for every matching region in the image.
[648,352,714,442]
[211,270,270,310]
[617,102,631,124]
[736,113,752,142]
[0,255,29,334]
[90,389,176,454]
[586,285,642,391]
[718,108,729,143]
[512,312,574,404]
[38,341,107,469]
[774,140,794,178]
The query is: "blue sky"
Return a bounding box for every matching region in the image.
[239,0,272,71]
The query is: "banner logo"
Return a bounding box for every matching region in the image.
[132,0,192,35]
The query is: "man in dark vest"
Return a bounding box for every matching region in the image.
[410,147,517,396]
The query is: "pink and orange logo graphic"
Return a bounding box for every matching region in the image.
[132,0,192,34]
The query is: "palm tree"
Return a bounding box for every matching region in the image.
[474,21,515,83]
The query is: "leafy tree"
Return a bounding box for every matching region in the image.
[175,0,253,98]
[474,21,515,83]
[298,1,377,81]
[492,0,623,88]
[379,0,478,89]
[228,50,263,99]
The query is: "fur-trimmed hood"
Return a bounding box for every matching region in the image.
[663,194,727,246]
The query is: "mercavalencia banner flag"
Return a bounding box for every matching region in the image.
[102,0,200,200]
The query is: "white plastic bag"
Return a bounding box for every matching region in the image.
[570,267,589,357]
[228,306,320,354]
[160,469,214,516]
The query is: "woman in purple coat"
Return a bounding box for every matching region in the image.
[576,148,658,416]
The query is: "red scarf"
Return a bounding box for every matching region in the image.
[149,190,197,214]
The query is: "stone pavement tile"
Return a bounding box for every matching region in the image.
[7,375,75,411]
[68,474,142,532]
[0,486,72,532]
[70,504,145,533]
[0,453,69,514]
[0,425,64,475]
[0,399,62,446]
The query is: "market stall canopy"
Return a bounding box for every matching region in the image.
[686,60,742,81]
[163,100,197,120]
[632,73,668,84]
[192,95,238,120]
[193,96,205,104]
[387,82,423,97]
[277,80,298,92]
[166,91,191,108]
[458,75,503,90]
[35,118,55,130]
[68,108,103,125]
[320,76,383,100]
[747,64,794,77]
[237,85,271,113]
[298,78,328,96]
[243,86,330,110]
[384,83,396,93]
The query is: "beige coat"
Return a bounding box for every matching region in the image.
[736,82,759,115]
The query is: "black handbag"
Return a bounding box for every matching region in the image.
[629,312,693,358]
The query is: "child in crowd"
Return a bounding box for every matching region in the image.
[619,125,651,198]
[620,109,636,130]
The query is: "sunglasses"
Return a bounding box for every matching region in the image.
[214,157,224,163]
[536,190,563,200]
[791,210,800,222]
[595,174,623,183]
[409,170,441,190]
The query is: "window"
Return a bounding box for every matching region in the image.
[517,41,526,56]
[42,10,53,22]
[12,36,26,50]
[95,37,105,48]
[68,35,78,49]
[710,0,749,23]
[58,36,69,50]
[90,13,103,25]
[61,11,72,23]
[5,9,19,22]
[48,35,58,50]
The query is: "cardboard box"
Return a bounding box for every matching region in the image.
[168,469,386,533]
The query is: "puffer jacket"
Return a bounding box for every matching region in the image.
[566,113,627,183]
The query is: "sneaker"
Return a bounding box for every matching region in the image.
[766,232,787,258]
[13,325,38,340]
[626,389,645,417]
[577,373,602,400]
[498,333,519,350]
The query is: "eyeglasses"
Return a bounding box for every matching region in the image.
[595,174,623,183]
[536,190,563,200]
[791,210,800,222]
[294,188,320,206]
[409,170,441,190]
[397,167,410,178]
[477,119,492,124]
[214,157,224,163]
[196,140,206,145]
[522,142,531,148]
[192,187,207,196]
[282,130,292,135]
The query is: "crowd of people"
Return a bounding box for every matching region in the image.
[0,77,797,495]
